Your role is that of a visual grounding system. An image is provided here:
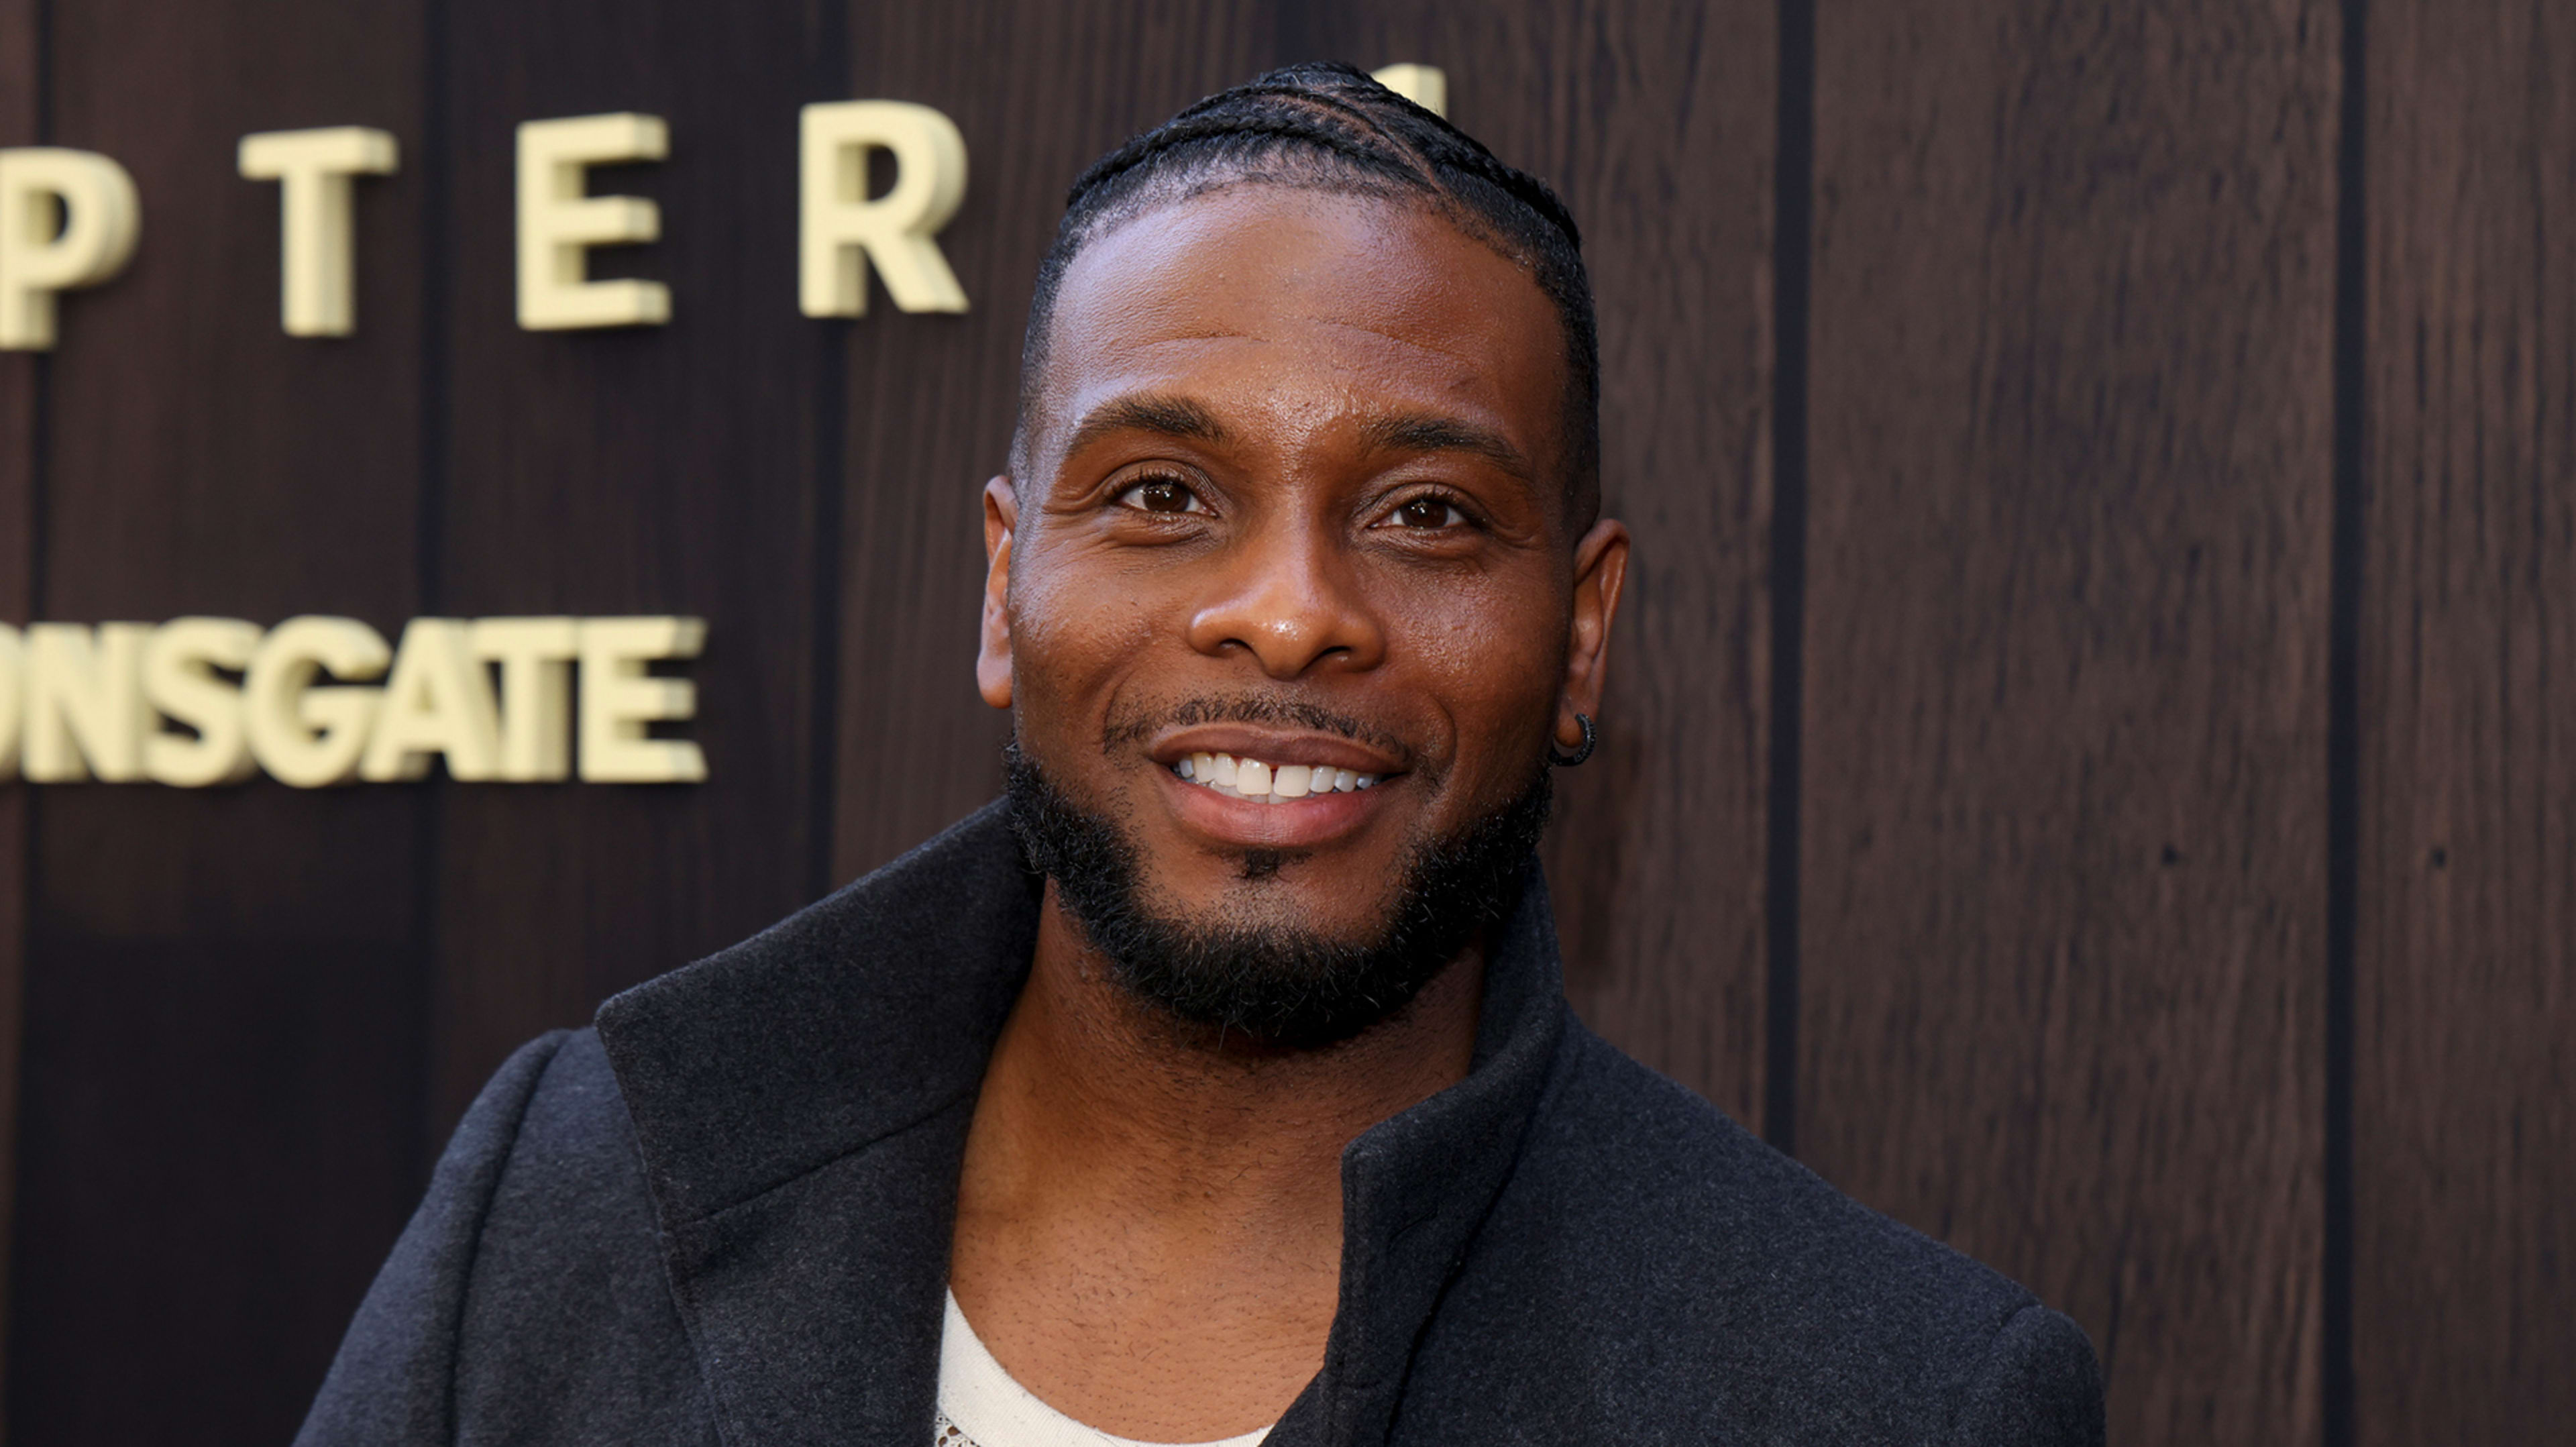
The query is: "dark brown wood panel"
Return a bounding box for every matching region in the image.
[2357,3,2576,1438]
[1799,3,2337,1440]
[6,1,431,1443]
[1296,0,1780,1126]
[0,0,36,1431]
[13,941,429,1442]
[828,2,1275,881]
[429,0,838,1125]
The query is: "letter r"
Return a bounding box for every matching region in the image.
[800,101,969,317]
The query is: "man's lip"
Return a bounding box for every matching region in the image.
[1156,761,1390,850]
[1147,727,1407,777]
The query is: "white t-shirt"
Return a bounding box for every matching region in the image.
[934,1291,1272,1447]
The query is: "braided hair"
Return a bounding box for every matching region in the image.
[1013,61,1601,525]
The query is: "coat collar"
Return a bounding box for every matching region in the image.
[596,798,1569,1447]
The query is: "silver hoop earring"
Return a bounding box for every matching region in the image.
[1549,712,1596,767]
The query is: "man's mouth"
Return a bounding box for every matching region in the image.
[1173,751,1381,803]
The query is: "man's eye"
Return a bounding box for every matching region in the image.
[1389,497,1466,529]
[1118,477,1205,515]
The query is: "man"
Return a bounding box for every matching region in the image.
[300,64,2102,1446]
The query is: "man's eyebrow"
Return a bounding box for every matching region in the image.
[1361,413,1536,482]
[1061,394,1230,460]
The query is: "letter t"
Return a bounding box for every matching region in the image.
[237,126,400,337]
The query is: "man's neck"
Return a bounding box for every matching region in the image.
[945,883,1484,1442]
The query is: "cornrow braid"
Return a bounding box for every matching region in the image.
[1067,112,1427,207]
[1012,61,1601,526]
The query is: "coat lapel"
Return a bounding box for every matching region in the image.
[596,802,1038,1447]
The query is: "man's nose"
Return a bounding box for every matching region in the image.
[1185,521,1387,679]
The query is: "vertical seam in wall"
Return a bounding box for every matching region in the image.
[1764,0,1814,1157]
[2325,1,2367,1443]
[412,0,453,1173]
[27,0,52,619]
[806,0,850,900]
[21,0,52,958]
[416,0,449,619]
[5,1,54,1432]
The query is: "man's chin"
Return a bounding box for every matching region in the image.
[1102,920,1436,1050]
[1004,740,1550,1050]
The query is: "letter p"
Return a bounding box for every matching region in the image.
[0,148,141,351]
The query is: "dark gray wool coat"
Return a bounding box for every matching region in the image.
[297,800,2105,1446]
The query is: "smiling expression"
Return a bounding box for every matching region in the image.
[979,184,1627,952]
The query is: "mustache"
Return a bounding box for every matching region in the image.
[1099,694,1413,762]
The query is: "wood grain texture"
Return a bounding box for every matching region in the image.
[0,0,34,1430]
[428,0,837,1126]
[6,2,430,1443]
[2357,2,2576,1438]
[1799,3,2337,1440]
[13,941,427,1443]
[828,1,1274,881]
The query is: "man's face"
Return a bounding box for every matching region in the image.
[981,186,1625,1026]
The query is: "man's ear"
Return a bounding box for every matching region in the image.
[977,477,1019,710]
[1557,517,1631,752]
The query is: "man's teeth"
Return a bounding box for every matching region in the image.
[1175,751,1377,802]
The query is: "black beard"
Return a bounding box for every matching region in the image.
[1004,741,1551,1050]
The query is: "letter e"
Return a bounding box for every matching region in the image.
[517,113,670,330]
[577,617,706,783]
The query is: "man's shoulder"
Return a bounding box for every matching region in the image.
[1407,1022,2103,1443]
[296,1028,715,1447]
[476,1026,645,1198]
[1527,1025,2021,1313]
[452,1027,678,1310]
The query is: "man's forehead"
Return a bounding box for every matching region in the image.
[1053,388,1539,486]
[1046,189,1542,362]
[1028,187,1567,474]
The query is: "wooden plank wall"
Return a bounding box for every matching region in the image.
[7,2,433,1443]
[0,0,36,1433]
[1,1,2569,1444]
[2357,2,2576,1440]
[425,0,841,1131]
[1801,3,2337,1440]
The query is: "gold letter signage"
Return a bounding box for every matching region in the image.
[0,64,1446,348]
[0,617,707,787]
